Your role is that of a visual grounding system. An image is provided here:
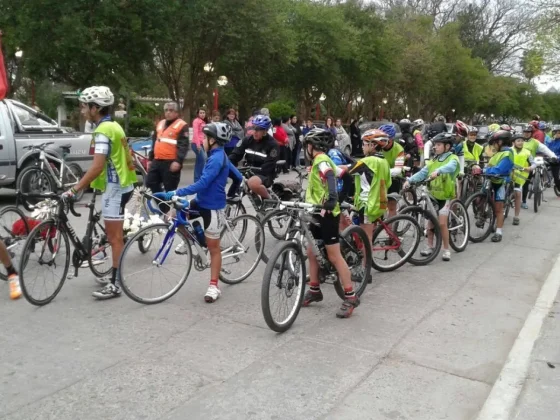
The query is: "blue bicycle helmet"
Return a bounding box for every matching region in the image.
[538,121,547,130]
[252,114,272,130]
[378,124,396,139]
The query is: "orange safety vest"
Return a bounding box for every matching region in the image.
[154,119,187,160]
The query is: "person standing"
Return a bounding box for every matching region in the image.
[273,118,290,174]
[282,116,296,170]
[223,108,244,155]
[146,102,189,196]
[191,108,208,182]
[350,119,361,155]
[290,115,302,169]
[325,116,337,138]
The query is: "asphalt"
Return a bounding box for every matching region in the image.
[0,168,559,420]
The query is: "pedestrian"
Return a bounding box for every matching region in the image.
[335,118,347,150]
[302,118,315,136]
[350,118,361,155]
[291,115,302,169]
[272,118,290,174]
[191,108,208,182]
[146,101,189,200]
[282,116,296,170]
[223,108,244,155]
[325,116,337,138]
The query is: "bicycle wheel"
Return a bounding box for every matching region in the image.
[63,163,85,202]
[87,220,113,278]
[370,214,420,272]
[503,184,514,220]
[399,205,442,266]
[17,167,56,210]
[0,206,30,281]
[219,214,264,285]
[19,219,70,306]
[402,187,417,206]
[465,192,494,243]
[555,185,560,197]
[261,241,306,333]
[225,200,247,219]
[448,199,469,252]
[334,225,372,300]
[119,223,192,304]
[533,171,541,213]
[257,209,295,264]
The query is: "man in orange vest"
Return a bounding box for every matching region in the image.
[146,102,190,196]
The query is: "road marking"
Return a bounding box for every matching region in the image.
[476,253,560,420]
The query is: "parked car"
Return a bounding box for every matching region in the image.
[0,99,93,188]
[475,125,489,144]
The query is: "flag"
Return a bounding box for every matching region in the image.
[0,31,8,100]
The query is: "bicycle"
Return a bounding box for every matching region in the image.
[18,191,137,305]
[118,192,265,304]
[0,205,30,281]
[17,142,84,210]
[128,140,150,186]
[400,181,469,265]
[528,156,552,213]
[261,201,372,333]
[459,161,484,202]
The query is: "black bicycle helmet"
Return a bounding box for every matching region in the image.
[303,128,333,152]
[203,122,232,145]
[522,124,534,133]
[488,129,512,145]
[432,132,454,145]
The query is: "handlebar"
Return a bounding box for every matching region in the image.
[262,199,351,211]
[144,192,190,224]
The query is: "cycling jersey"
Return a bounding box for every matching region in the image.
[306,153,340,216]
[409,152,459,200]
[512,148,532,186]
[485,148,514,184]
[229,134,279,179]
[464,141,483,162]
[349,156,391,222]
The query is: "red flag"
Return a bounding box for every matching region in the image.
[0,31,8,100]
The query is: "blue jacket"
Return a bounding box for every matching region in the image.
[548,139,560,158]
[328,148,348,192]
[176,148,242,209]
[484,147,514,178]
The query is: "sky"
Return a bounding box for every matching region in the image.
[535,74,560,92]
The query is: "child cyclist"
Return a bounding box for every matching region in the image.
[155,122,242,303]
[302,128,359,319]
[403,133,459,262]
[511,135,535,226]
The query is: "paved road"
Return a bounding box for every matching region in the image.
[1,171,559,420]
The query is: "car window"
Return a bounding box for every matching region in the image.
[10,101,58,129]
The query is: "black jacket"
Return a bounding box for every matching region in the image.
[229,134,280,179]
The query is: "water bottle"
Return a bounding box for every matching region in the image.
[192,221,207,248]
[352,213,360,226]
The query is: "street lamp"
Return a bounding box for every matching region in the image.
[203,62,214,73]
[15,50,23,58]
[213,76,228,111]
[381,98,388,120]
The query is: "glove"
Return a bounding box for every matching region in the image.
[154,191,176,201]
[550,156,558,163]
[61,188,77,201]
[323,199,337,211]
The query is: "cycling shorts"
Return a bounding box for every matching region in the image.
[256,174,274,188]
[102,183,133,221]
[388,178,402,195]
[190,201,225,240]
[435,199,451,216]
[310,213,339,245]
[491,183,506,202]
[357,209,374,225]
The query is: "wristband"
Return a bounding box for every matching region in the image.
[71,187,78,194]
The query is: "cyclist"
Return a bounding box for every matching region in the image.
[531,120,545,143]
[521,124,556,209]
[347,129,391,246]
[229,115,279,205]
[412,119,425,164]
[302,128,359,319]
[399,119,419,170]
[62,86,136,300]
[464,126,483,164]
[377,124,405,217]
[483,130,514,242]
[450,121,468,198]
[1,240,21,300]
[511,135,536,226]
[156,123,242,303]
[548,126,560,191]
[483,123,501,159]
[403,133,459,262]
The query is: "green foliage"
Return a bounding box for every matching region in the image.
[115,116,154,137]
[264,101,296,119]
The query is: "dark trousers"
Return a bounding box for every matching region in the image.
[146,159,181,212]
[279,146,290,173]
[550,162,560,189]
[291,142,302,168]
[522,172,534,203]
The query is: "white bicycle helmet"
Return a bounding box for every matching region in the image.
[79,86,115,107]
[203,122,232,145]
[413,118,424,126]
[399,118,411,124]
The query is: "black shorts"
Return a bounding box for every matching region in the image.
[256,174,274,188]
[388,177,402,195]
[309,213,340,245]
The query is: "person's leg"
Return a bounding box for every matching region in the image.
[387,180,401,218]
[493,184,505,242]
[0,240,20,299]
[162,161,181,192]
[522,174,531,208]
[551,163,560,190]
[203,209,225,303]
[437,201,451,260]
[93,187,133,299]
[304,221,323,306]
[192,144,206,182]
[145,160,163,194]
[247,176,271,200]
[514,183,522,224]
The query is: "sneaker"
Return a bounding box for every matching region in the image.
[204,285,221,303]
[8,274,21,300]
[491,233,502,243]
[442,249,451,262]
[92,283,121,300]
[336,296,360,319]
[303,289,323,306]
[513,217,520,226]
[521,202,528,209]
[420,247,434,257]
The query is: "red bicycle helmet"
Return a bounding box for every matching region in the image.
[500,124,512,132]
[530,120,540,129]
[454,120,469,137]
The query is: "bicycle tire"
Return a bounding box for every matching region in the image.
[398,205,442,266]
[402,187,417,206]
[219,214,264,285]
[225,201,247,219]
[63,163,85,202]
[555,185,560,197]
[19,219,70,306]
[533,171,541,213]
[370,214,420,272]
[448,199,469,253]
[503,183,514,220]
[334,225,372,300]
[119,223,192,304]
[0,206,30,281]
[261,241,306,333]
[265,209,294,241]
[17,166,57,211]
[464,192,494,243]
[257,210,297,264]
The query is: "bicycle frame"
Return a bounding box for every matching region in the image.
[31,148,79,189]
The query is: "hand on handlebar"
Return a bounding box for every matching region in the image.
[154,191,176,201]
[61,188,78,201]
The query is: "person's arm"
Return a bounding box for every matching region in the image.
[435,158,458,175]
[72,134,109,192]
[227,161,243,197]
[408,166,429,183]
[175,154,220,196]
[536,142,556,158]
[459,155,465,174]
[527,154,537,170]
[423,140,432,161]
[228,137,248,166]
[258,141,280,177]
[317,161,338,210]
[149,130,156,161]
[175,125,190,164]
[390,151,405,177]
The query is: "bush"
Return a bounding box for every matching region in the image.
[115,116,154,137]
[264,100,295,119]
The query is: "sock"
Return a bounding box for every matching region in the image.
[309,283,321,294]
[344,286,355,299]
[210,278,218,287]
[111,267,117,285]
[496,228,503,235]
[6,264,17,276]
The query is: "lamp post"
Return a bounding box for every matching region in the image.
[381,98,388,120]
[214,75,228,112]
[318,93,326,120]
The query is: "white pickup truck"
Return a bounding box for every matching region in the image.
[0,99,92,187]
